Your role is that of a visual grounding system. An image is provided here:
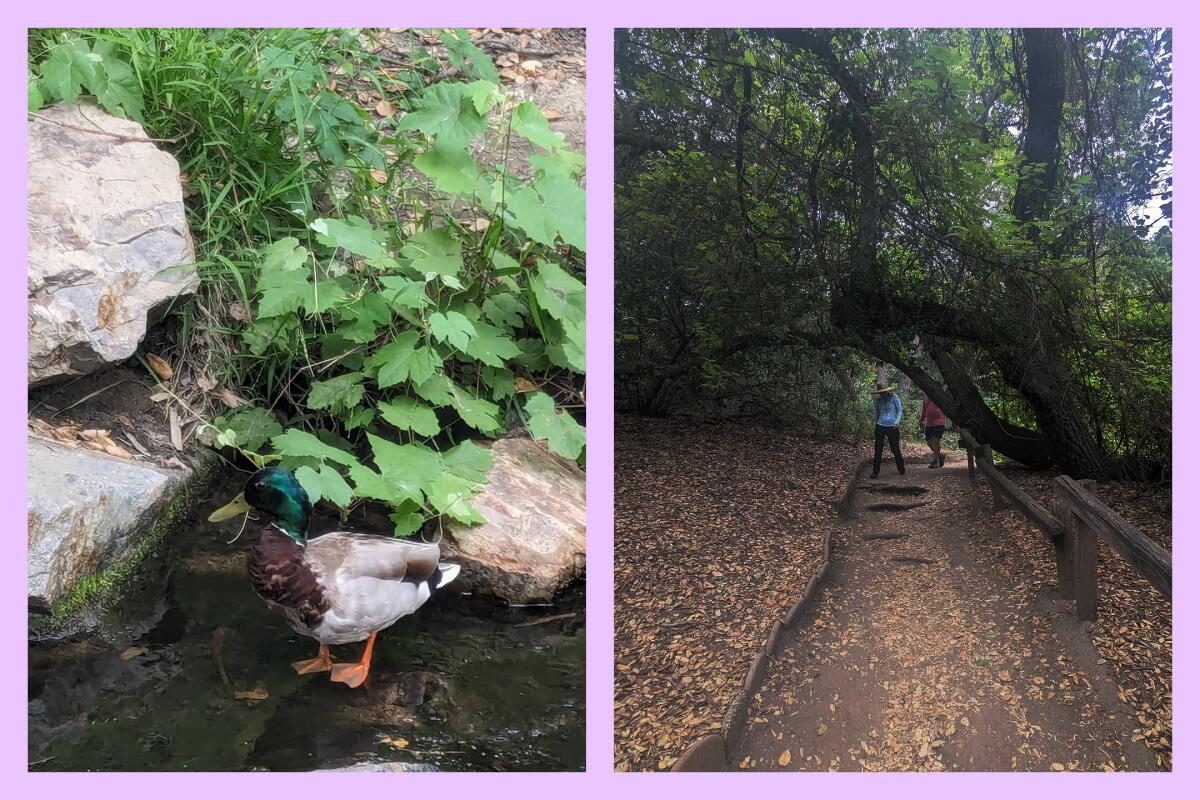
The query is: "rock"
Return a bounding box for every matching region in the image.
[443,438,585,604]
[27,437,189,610]
[28,102,197,387]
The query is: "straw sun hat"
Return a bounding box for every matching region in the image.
[870,380,895,394]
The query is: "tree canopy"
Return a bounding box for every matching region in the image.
[615,28,1171,478]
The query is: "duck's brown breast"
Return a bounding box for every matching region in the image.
[248,528,330,627]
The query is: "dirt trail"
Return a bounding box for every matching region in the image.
[728,454,1159,772]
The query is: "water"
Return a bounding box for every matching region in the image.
[28,482,585,772]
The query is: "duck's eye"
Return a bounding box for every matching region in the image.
[253,480,265,490]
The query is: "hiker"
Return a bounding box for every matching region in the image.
[870,379,905,478]
[918,394,947,469]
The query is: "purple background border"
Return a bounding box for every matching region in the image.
[2,1,1194,794]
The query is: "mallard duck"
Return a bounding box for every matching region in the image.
[207,466,460,688]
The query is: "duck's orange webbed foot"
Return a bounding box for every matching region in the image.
[330,631,376,689]
[292,643,332,674]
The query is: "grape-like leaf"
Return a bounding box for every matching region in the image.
[294,464,353,507]
[401,228,463,288]
[306,372,366,412]
[524,392,585,459]
[272,428,358,466]
[413,142,480,195]
[367,433,442,504]
[311,216,389,260]
[531,260,585,324]
[428,310,477,350]
[378,396,441,437]
[463,321,521,367]
[511,101,565,151]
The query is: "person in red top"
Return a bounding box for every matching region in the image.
[918,395,948,468]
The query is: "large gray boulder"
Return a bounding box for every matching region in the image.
[443,437,585,604]
[27,437,188,610]
[28,102,197,387]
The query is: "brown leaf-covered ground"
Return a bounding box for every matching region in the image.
[613,416,925,771]
[615,420,1171,772]
[996,466,1172,769]
[732,454,1166,772]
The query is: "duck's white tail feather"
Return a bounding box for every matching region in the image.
[435,563,461,589]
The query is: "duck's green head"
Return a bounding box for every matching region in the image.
[208,466,311,542]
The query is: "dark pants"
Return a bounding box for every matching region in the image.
[873,424,905,476]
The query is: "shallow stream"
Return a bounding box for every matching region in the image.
[28,477,585,772]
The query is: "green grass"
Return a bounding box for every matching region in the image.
[29,28,587,535]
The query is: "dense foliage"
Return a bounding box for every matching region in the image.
[616,29,1170,478]
[30,29,585,532]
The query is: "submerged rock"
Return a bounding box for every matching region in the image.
[27,437,194,613]
[28,101,197,387]
[443,437,585,604]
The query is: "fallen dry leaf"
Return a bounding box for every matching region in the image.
[119,647,146,661]
[778,748,791,766]
[375,99,396,117]
[145,353,174,380]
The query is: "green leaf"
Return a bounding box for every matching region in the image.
[438,29,501,84]
[415,373,456,407]
[452,384,503,434]
[303,280,348,314]
[344,406,376,431]
[378,396,441,437]
[524,392,585,459]
[377,275,431,310]
[428,310,477,350]
[462,79,502,114]
[306,372,366,412]
[414,142,480,195]
[219,407,282,452]
[311,216,389,260]
[261,237,309,272]
[28,79,43,112]
[463,321,521,367]
[443,439,495,483]
[401,228,463,288]
[531,260,585,323]
[534,172,586,250]
[511,101,565,151]
[397,81,485,148]
[366,331,441,388]
[243,317,297,355]
[89,45,144,121]
[390,505,427,537]
[294,464,353,507]
[426,472,486,524]
[337,292,392,343]
[272,428,358,466]
[367,433,442,504]
[482,293,527,329]
[256,267,311,318]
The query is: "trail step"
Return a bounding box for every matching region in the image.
[891,556,936,565]
[862,532,910,541]
[866,501,930,512]
[859,484,928,496]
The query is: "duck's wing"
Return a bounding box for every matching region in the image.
[304,532,442,584]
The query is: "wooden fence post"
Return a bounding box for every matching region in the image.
[979,445,1005,509]
[1073,479,1099,621]
[1052,484,1076,601]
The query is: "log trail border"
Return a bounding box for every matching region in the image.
[670,459,869,771]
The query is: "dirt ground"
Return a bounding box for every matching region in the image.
[613,416,914,772]
[729,455,1169,772]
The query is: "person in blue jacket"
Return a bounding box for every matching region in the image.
[870,379,905,478]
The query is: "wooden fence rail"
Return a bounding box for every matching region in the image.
[956,428,1171,620]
